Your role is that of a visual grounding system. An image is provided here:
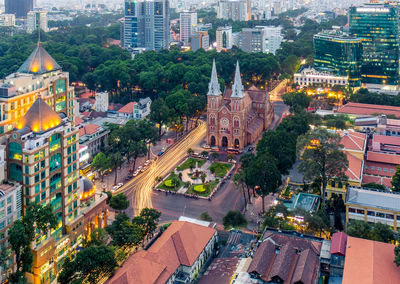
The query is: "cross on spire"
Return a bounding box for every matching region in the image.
[207,59,221,96]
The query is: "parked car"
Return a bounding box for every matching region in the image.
[144,160,151,166]
[117,183,124,188]
[210,147,220,152]
[137,166,143,172]
[111,185,119,192]
[141,166,147,172]
[202,144,211,150]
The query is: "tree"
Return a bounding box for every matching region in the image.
[223,211,248,229]
[58,245,117,284]
[91,152,111,182]
[199,212,213,222]
[83,228,109,247]
[110,152,124,185]
[234,171,248,207]
[150,98,171,135]
[106,214,145,247]
[227,153,235,162]
[347,220,372,239]
[392,165,400,192]
[211,152,219,161]
[297,128,348,206]
[371,222,395,243]
[244,153,282,212]
[109,193,129,212]
[127,141,147,172]
[8,203,57,282]
[132,208,162,238]
[282,91,311,112]
[395,242,400,266]
[187,148,194,156]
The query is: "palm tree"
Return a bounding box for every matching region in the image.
[110,152,124,185]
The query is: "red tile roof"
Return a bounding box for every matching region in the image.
[108,103,124,111]
[118,102,136,114]
[79,124,100,136]
[373,134,400,147]
[330,232,347,256]
[198,258,240,284]
[338,102,400,118]
[345,152,363,181]
[337,130,367,152]
[367,151,400,165]
[247,231,321,284]
[75,117,83,126]
[342,236,400,284]
[108,221,216,284]
[80,92,95,99]
[362,174,392,188]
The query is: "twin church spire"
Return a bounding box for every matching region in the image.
[207,59,244,98]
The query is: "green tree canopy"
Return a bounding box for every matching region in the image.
[223,211,248,229]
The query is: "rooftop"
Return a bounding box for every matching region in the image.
[118,102,137,114]
[345,152,363,181]
[16,98,62,133]
[17,43,61,75]
[337,102,400,118]
[337,130,367,152]
[198,258,240,284]
[79,124,100,136]
[247,230,322,284]
[342,237,400,284]
[108,221,216,284]
[346,186,400,212]
[330,232,347,256]
[366,151,400,165]
[373,134,400,147]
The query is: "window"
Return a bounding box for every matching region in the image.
[386,214,394,220]
[0,221,4,230]
[6,197,11,205]
[8,142,22,161]
[349,208,356,213]
[377,167,382,171]
[41,191,46,201]
[376,212,385,218]
[7,206,11,215]
[367,211,375,216]
[356,209,364,214]
[41,171,45,180]
[35,174,39,183]
[41,181,46,190]
[35,195,40,203]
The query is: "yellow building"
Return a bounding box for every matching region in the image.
[0,43,75,139]
[345,186,400,231]
[326,130,366,200]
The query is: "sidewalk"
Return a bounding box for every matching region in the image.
[244,193,277,230]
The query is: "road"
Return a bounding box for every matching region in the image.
[115,121,207,216]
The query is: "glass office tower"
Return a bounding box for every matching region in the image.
[349,4,400,87]
[314,31,363,86]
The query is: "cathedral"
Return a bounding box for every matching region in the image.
[206,60,274,149]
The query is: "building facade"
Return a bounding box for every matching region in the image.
[180,12,197,46]
[216,26,233,52]
[0,43,75,141]
[313,31,363,86]
[191,31,210,51]
[294,67,349,87]
[0,183,22,283]
[123,0,170,51]
[27,10,48,33]
[349,3,400,87]
[0,14,16,27]
[218,0,250,21]
[206,60,273,149]
[94,92,109,113]
[5,0,33,18]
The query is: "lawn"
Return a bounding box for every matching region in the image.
[187,181,219,197]
[157,174,184,191]
[177,158,206,171]
[209,162,233,178]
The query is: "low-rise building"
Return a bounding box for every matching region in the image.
[294,67,348,88]
[329,232,347,278]
[247,230,323,284]
[337,102,400,119]
[108,221,217,284]
[0,182,22,283]
[78,123,109,158]
[117,97,151,120]
[94,92,109,113]
[342,236,400,284]
[345,186,400,230]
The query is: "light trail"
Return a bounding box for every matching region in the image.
[115,122,206,216]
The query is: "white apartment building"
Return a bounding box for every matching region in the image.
[261,26,283,54]
[218,0,251,21]
[0,14,15,27]
[216,26,233,52]
[27,10,48,33]
[294,67,349,87]
[180,12,197,46]
[94,92,109,113]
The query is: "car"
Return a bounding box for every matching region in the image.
[117,183,123,188]
[210,147,220,152]
[144,160,151,166]
[202,144,211,150]
[111,186,119,192]
[125,175,132,181]
[141,166,147,172]
[158,151,164,156]
[137,166,143,171]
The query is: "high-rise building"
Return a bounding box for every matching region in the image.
[5,0,33,19]
[239,28,264,53]
[0,43,76,140]
[216,26,233,52]
[180,12,197,46]
[191,31,209,51]
[27,10,48,33]
[123,0,170,51]
[218,0,251,21]
[314,30,363,86]
[349,3,400,88]
[0,14,16,27]
[262,26,283,55]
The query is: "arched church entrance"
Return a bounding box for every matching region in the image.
[210,136,216,146]
[234,139,240,149]
[221,136,228,148]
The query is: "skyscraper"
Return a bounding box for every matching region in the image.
[349,3,400,88]
[218,0,251,21]
[314,31,363,86]
[123,0,170,51]
[180,12,197,46]
[216,26,233,52]
[5,0,33,19]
